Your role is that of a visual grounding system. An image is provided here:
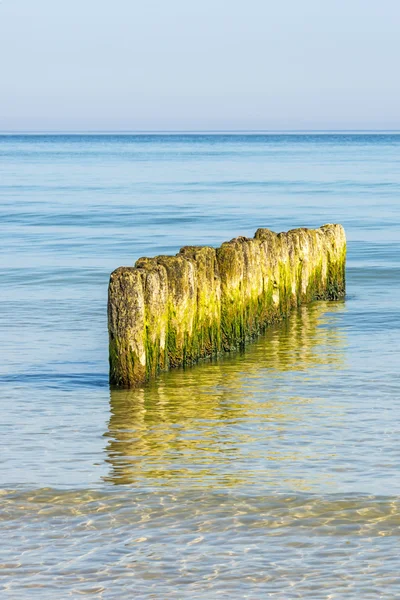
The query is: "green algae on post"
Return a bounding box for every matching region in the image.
[108,224,346,387]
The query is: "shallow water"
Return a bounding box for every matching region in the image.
[1,134,400,598]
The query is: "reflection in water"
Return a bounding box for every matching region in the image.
[105,301,346,487]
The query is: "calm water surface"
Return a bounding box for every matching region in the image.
[1,134,400,598]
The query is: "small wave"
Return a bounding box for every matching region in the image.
[0,371,108,390]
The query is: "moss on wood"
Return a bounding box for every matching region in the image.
[108,224,346,387]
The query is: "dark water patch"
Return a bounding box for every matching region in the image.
[346,266,400,284]
[0,371,108,391]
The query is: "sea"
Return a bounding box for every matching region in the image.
[1,133,400,598]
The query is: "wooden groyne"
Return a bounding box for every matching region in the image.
[108,224,346,387]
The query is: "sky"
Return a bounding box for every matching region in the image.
[0,0,399,131]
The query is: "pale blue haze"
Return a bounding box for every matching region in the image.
[1,134,400,597]
[0,1,400,130]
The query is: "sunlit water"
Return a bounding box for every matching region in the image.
[1,134,400,598]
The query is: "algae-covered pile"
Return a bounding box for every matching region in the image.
[108,224,346,387]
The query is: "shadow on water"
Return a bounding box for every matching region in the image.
[104,301,347,487]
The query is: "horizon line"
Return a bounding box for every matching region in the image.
[1,129,400,136]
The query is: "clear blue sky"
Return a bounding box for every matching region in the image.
[0,0,399,131]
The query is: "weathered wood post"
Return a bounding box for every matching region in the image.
[108,224,346,387]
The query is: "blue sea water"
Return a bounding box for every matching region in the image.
[1,134,400,598]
